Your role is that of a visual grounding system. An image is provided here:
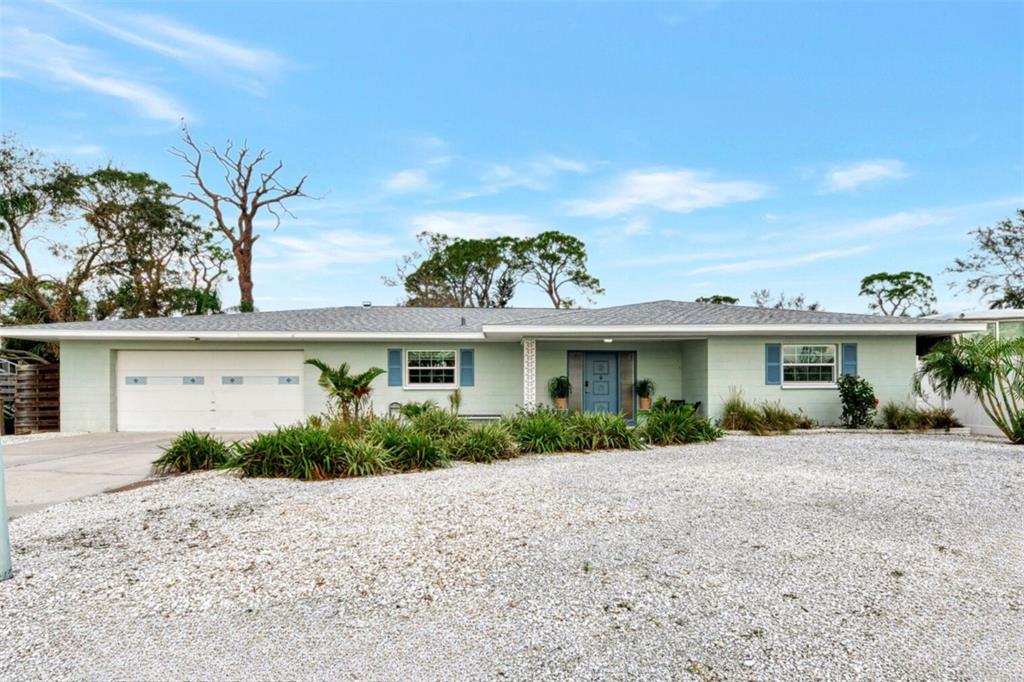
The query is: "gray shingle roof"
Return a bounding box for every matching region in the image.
[485,300,950,327]
[1,306,574,334]
[0,300,961,338]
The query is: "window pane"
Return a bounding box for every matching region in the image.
[406,351,457,384]
[999,321,1024,340]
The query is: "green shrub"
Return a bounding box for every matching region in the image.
[838,374,877,429]
[449,424,518,463]
[719,390,811,435]
[341,439,392,477]
[230,426,347,480]
[640,403,723,445]
[399,400,438,419]
[564,412,642,451]
[324,415,373,440]
[154,431,233,474]
[367,419,449,471]
[410,408,469,440]
[502,408,569,453]
[881,402,963,431]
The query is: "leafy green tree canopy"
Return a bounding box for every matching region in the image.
[751,289,823,311]
[695,295,739,305]
[947,209,1024,309]
[859,271,937,317]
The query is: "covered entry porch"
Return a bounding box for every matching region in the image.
[522,338,708,418]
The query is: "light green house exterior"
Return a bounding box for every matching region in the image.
[2,301,982,432]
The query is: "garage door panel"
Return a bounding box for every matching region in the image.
[116,351,304,432]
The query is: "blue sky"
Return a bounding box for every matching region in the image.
[1,1,1022,313]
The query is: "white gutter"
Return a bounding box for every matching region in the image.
[0,330,487,342]
[481,322,988,338]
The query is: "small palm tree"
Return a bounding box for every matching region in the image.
[305,359,385,419]
[916,335,1024,443]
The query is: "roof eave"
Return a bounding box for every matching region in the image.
[0,330,487,342]
[481,322,988,338]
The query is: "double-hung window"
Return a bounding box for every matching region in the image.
[782,344,837,385]
[406,350,457,387]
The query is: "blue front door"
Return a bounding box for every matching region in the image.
[583,352,619,414]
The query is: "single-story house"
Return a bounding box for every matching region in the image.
[0,300,983,432]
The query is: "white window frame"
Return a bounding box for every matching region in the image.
[404,349,459,389]
[781,343,838,389]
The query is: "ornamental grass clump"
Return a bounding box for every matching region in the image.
[501,407,570,454]
[719,390,810,435]
[880,402,962,431]
[409,408,469,440]
[640,402,722,445]
[153,431,233,475]
[367,419,450,471]
[564,411,642,451]
[449,424,519,463]
[230,425,347,480]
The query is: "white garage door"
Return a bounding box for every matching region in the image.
[116,350,305,432]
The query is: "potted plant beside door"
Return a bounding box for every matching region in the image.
[548,376,572,411]
[636,378,656,411]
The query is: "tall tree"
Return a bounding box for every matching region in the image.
[695,294,739,305]
[514,231,604,308]
[947,209,1024,309]
[751,289,823,311]
[387,233,523,307]
[170,125,310,312]
[71,168,230,319]
[0,136,94,326]
[859,271,937,316]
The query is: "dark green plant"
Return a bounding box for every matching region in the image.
[916,334,1024,443]
[640,403,722,445]
[635,378,656,399]
[548,375,572,400]
[229,426,347,480]
[410,408,469,440]
[502,408,569,453]
[837,374,877,429]
[564,412,642,451]
[153,431,232,474]
[449,424,519,463]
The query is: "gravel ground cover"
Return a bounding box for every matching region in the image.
[0,431,86,446]
[2,433,1022,681]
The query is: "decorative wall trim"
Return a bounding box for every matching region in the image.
[522,337,536,407]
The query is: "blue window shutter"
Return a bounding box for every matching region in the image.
[387,349,402,386]
[459,348,475,386]
[765,343,782,385]
[841,343,858,376]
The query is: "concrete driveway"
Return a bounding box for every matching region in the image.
[2,432,252,518]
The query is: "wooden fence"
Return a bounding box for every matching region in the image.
[14,363,60,435]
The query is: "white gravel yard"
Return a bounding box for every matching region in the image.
[2,433,1022,681]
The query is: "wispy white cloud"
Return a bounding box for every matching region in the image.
[455,154,590,199]
[44,0,287,95]
[687,245,870,275]
[567,168,769,217]
[1,27,188,123]
[384,169,430,193]
[822,159,909,193]
[261,230,401,270]
[410,211,545,239]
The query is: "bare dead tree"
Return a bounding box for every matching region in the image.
[170,124,310,311]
